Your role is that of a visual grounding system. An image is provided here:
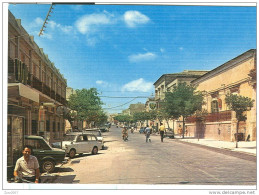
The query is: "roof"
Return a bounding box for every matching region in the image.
[153,70,209,86]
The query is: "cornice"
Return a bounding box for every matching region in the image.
[192,49,256,85]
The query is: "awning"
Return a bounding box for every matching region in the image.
[8,83,39,103]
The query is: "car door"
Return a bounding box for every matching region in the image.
[77,135,91,153]
[86,135,96,152]
[75,135,84,153]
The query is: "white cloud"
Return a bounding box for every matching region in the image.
[160,48,165,53]
[75,13,113,34]
[179,47,184,51]
[41,33,53,39]
[121,78,153,92]
[58,24,73,34]
[48,21,73,34]
[128,52,157,63]
[29,17,44,28]
[35,17,44,26]
[96,80,110,87]
[49,21,57,29]
[123,11,150,28]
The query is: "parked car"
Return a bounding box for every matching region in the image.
[53,132,102,158]
[165,129,174,138]
[24,135,66,173]
[83,129,105,149]
[139,127,146,134]
[99,126,109,132]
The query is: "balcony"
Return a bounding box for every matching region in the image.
[32,76,42,92]
[43,84,51,97]
[8,57,67,106]
[186,110,232,123]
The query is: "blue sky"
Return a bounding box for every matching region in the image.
[8,3,256,113]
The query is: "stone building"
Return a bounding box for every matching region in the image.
[8,10,67,166]
[153,70,208,132]
[187,49,256,141]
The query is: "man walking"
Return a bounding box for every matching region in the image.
[159,123,165,142]
[14,145,40,183]
[145,125,151,143]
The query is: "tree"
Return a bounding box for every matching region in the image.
[164,83,203,138]
[67,88,106,128]
[114,114,133,125]
[156,102,176,137]
[225,94,254,148]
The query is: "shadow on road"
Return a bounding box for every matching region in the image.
[41,174,76,183]
[54,167,74,173]
[102,146,109,150]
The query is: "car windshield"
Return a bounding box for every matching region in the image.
[63,135,77,141]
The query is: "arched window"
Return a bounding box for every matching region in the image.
[211,100,219,113]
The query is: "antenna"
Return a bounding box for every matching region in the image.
[39,4,54,36]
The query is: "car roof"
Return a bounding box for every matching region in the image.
[25,135,44,140]
[66,132,97,137]
[83,128,99,131]
[83,129,101,132]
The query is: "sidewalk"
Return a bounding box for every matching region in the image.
[174,135,256,156]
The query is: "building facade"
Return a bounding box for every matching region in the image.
[8,11,67,167]
[153,70,208,132]
[187,49,256,141]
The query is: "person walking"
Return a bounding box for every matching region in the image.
[178,125,183,137]
[122,126,128,141]
[159,123,165,142]
[145,125,151,143]
[14,145,40,183]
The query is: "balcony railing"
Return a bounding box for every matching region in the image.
[32,76,42,92]
[8,57,67,105]
[186,110,232,123]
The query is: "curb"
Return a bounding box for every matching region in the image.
[174,139,256,163]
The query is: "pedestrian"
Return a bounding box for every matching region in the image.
[178,125,183,137]
[122,126,128,141]
[14,145,40,183]
[145,125,151,143]
[159,123,165,142]
[185,126,188,137]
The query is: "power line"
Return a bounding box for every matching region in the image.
[102,98,137,109]
[99,96,152,98]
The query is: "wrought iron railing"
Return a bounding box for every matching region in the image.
[186,110,232,123]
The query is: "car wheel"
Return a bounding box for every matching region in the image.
[69,149,76,158]
[41,160,55,173]
[92,147,98,155]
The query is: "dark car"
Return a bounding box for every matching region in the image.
[99,126,108,132]
[139,127,146,134]
[25,135,66,173]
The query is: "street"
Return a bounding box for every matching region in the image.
[44,126,256,185]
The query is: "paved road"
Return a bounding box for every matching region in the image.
[58,126,256,185]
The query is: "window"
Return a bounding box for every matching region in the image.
[87,135,97,141]
[77,135,88,142]
[25,139,51,150]
[211,100,219,113]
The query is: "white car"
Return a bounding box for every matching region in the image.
[83,129,104,149]
[61,133,103,158]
